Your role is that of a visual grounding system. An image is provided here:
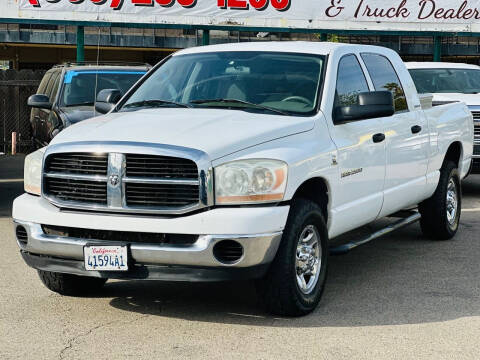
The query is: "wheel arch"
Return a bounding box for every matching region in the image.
[443,141,463,169]
[291,177,330,223]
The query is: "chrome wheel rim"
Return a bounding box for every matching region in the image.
[446,178,458,225]
[295,225,321,295]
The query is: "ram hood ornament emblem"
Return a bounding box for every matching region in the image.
[109,174,120,187]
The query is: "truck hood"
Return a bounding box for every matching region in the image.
[59,106,96,126]
[50,108,314,160]
[431,93,480,106]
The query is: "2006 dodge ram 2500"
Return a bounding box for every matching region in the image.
[13,42,473,316]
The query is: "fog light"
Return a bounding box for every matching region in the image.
[16,225,28,245]
[213,240,244,264]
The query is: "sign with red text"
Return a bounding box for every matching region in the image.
[8,0,480,32]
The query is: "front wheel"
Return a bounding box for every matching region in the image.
[38,270,107,296]
[256,198,328,316]
[419,161,461,240]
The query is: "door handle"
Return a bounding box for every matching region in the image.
[411,125,422,134]
[372,133,386,143]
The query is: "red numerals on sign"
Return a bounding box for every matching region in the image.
[155,0,174,6]
[28,0,289,11]
[218,0,289,11]
[131,0,153,5]
[177,0,196,8]
[250,0,268,10]
[110,0,124,9]
[131,0,194,7]
[271,0,290,11]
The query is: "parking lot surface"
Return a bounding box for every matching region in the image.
[1,155,479,359]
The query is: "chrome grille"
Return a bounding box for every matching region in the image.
[45,153,108,175]
[474,121,480,144]
[45,178,107,204]
[126,154,198,179]
[126,183,199,207]
[43,149,205,214]
[471,111,480,121]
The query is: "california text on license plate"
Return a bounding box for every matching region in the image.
[84,245,128,271]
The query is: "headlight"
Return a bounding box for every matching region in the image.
[215,159,288,205]
[24,147,46,196]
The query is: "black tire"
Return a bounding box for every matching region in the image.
[419,160,461,240]
[38,270,107,296]
[256,198,329,316]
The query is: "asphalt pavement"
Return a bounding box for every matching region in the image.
[0,155,479,359]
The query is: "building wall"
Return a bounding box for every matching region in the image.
[0,23,479,69]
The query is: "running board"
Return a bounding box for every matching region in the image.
[329,211,421,255]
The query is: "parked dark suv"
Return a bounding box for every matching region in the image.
[27,62,149,148]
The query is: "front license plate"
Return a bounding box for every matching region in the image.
[84,245,128,271]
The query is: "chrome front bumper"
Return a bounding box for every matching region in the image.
[14,221,282,281]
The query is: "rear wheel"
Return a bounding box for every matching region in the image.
[38,270,107,296]
[419,161,461,240]
[257,198,328,316]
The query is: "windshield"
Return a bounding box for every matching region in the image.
[409,68,480,94]
[120,52,325,115]
[61,70,146,107]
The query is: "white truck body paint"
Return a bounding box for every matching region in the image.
[13,42,474,276]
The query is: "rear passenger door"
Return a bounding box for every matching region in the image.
[328,54,387,235]
[360,53,429,217]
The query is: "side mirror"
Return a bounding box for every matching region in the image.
[95,89,122,114]
[334,91,394,123]
[27,94,52,110]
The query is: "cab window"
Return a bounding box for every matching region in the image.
[361,53,408,112]
[44,71,59,103]
[37,71,52,96]
[335,55,369,108]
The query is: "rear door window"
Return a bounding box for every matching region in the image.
[50,71,62,103]
[361,53,408,112]
[45,71,60,102]
[335,54,370,108]
[37,71,52,95]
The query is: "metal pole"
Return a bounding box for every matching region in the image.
[77,26,85,62]
[433,35,442,62]
[202,29,210,46]
[11,132,17,155]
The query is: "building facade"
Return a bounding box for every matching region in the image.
[1,23,479,70]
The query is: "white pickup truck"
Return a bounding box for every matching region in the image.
[406,62,480,173]
[13,42,473,316]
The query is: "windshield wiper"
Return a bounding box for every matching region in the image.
[123,99,191,109]
[190,98,289,116]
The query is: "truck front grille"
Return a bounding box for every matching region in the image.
[126,183,199,207]
[126,154,198,179]
[43,151,202,213]
[471,111,480,121]
[45,178,108,204]
[45,153,108,175]
[474,145,480,156]
[474,123,480,144]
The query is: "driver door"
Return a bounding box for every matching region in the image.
[328,54,387,237]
